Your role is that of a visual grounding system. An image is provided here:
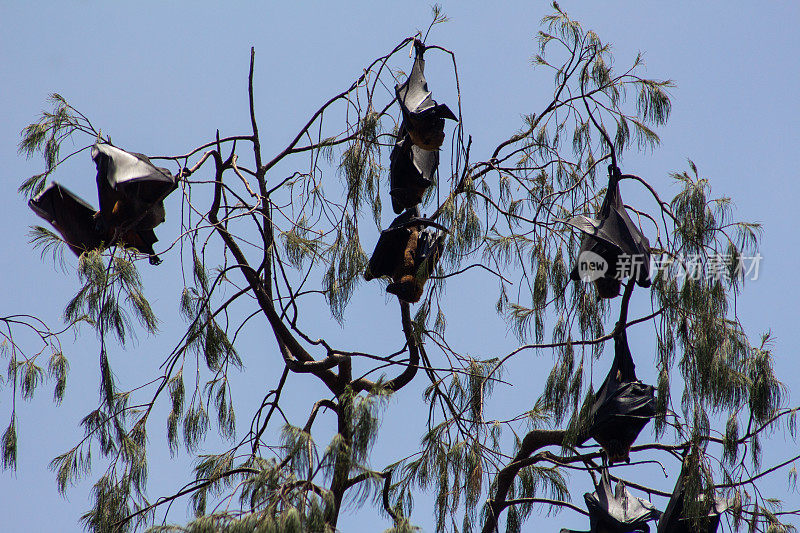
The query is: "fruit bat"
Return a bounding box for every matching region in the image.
[389,128,439,214]
[656,460,729,533]
[29,182,161,263]
[560,467,661,533]
[588,329,656,464]
[568,165,651,298]
[92,143,176,233]
[387,224,446,303]
[395,40,457,151]
[365,208,447,303]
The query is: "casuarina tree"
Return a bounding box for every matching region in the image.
[5,4,799,532]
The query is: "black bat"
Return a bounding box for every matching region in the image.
[29,182,162,263]
[92,143,176,233]
[588,329,656,464]
[657,460,730,533]
[395,40,457,151]
[29,182,105,257]
[389,128,439,214]
[365,208,447,303]
[561,467,661,533]
[569,165,651,298]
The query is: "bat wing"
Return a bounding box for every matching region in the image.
[567,178,651,288]
[395,46,457,150]
[568,212,644,259]
[382,206,447,234]
[389,134,437,214]
[588,331,655,462]
[585,468,661,531]
[589,381,656,463]
[93,143,175,206]
[365,228,409,280]
[396,53,457,119]
[415,227,446,278]
[365,209,421,280]
[412,143,439,180]
[92,143,175,189]
[93,143,176,231]
[657,461,730,533]
[390,136,432,188]
[602,179,651,285]
[365,208,447,282]
[569,228,624,297]
[396,54,434,116]
[119,228,160,263]
[29,182,105,256]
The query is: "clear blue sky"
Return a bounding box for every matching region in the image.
[1,2,799,531]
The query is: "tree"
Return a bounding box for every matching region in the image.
[4,3,799,532]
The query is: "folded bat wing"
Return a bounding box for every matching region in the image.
[395,53,456,121]
[588,330,656,463]
[390,133,439,214]
[365,208,420,280]
[657,460,730,533]
[395,44,456,151]
[364,208,446,282]
[569,170,651,290]
[583,467,661,532]
[415,226,446,279]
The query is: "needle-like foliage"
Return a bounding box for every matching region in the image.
[6,4,799,533]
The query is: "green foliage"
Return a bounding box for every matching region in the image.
[19,358,45,400]
[9,5,798,533]
[146,505,337,533]
[513,464,569,525]
[339,112,381,217]
[281,216,323,270]
[281,424,319,477]
[396,358,511,533]
[81,474,134,533]
[2,418,16,471]
[383,518,421,533]
[29,225,68,269]
[323,213,368,322]
[748,335,782,425]
[183,402,210,453]
[349,388,390,465]
[167,371,185,455]
[47,351,69,403]
[50,447,92,495]
[17,93,100,198]
[65,250,158,345]
[441,187,482,270]
[176,254,242,450]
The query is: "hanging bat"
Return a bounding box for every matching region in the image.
[395,40,457,151]
[365,208,447,303]
[568,165,651,298]
[588,329,656,464]
[29,182,162,263]
[561,466,661,533]
[657,460,730,533]
[389,128,439,214]
[92,143,176,233]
